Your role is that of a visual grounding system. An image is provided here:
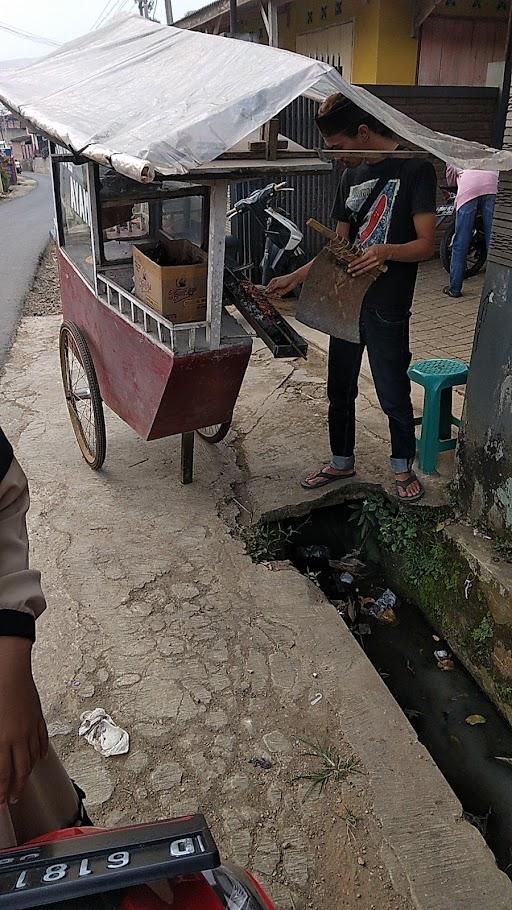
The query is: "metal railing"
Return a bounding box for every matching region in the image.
[96,273,207,353]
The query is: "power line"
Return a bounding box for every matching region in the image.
[92,0,133,30]
[0,20,61,47]
[91,0,119,30]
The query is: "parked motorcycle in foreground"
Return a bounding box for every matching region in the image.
[0,814,275,909]
[436,186,487,279]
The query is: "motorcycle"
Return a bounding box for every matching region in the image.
[436,186,487,279]
[0,814,275,910]
[226,182,305,286]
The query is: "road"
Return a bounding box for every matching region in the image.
[0,174,53,369]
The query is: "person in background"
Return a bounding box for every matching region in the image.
[0,426,89,849]
[268,94,437,502]
[443,166,498,298]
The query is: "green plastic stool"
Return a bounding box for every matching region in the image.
[408,358,468,474]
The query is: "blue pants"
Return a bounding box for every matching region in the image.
[449,194,495,295]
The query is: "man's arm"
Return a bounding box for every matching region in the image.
[0,459,48,808]
[267,221,351,296]
[347,213,436,277]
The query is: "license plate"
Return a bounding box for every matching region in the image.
[0,814,219,908]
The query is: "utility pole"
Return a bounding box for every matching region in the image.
[229,0,238,36]
[164,0,174,24]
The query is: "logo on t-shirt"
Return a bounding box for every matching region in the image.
[346,178,400,249]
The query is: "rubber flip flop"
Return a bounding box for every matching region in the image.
[301,468,356,490]
[395,471,425,504]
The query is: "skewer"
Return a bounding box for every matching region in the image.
[306,218,387,274]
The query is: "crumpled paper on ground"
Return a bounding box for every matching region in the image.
[79,708,130,756]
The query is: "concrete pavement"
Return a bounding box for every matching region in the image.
[0,174,53,368]
[1,267,510,908]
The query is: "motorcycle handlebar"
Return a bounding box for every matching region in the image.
[227,182,294,218]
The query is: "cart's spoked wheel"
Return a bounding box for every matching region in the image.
[196,421,232,444]
[59,321,106,470]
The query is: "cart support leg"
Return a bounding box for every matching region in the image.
[181,432,194,485]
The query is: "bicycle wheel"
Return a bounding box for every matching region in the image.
[59,321,106,470]
[196,421,232,444]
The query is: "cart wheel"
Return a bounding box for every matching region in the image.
[196,421,232,444]
[59,321,106,470]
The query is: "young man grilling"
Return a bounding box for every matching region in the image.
[268,94,437,502]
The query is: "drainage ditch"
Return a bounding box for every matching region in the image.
[252,499,512,876]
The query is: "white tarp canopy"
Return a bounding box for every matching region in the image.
[0,13,510,182]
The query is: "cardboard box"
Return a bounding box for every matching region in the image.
[133,236,207,323]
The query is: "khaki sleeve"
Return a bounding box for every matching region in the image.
[0,457,46,639]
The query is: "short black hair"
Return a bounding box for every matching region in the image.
[315,94,394,139]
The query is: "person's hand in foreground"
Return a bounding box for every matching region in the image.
[0,636,48,808]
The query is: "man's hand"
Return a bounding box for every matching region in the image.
[266,261,312,298]
[266,271,302,298]
[347,244,390,277]
[0,637,48,808]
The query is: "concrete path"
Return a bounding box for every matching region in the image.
[0,174,52,368]
[1,301,510,909]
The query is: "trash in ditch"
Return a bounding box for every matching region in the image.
[359,592,396,624]
[377,589,396,609]
[333,571,355,597]
[356,623,371,637]
[296,545,331,566]
[435,649,450,660]
[432,634,441,642]
[248,757,273,771]
[465,714,487,726]
[434,647,455,670]
[310,693,323,706]
[379,608,397,624]
[79,708,130,756]
[495,756,512,768]
[329,553,369,576]
[464,575,475,600]
[339,572,354,585]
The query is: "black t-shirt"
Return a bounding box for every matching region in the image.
[0,427,13,483]
[331,157,437,319]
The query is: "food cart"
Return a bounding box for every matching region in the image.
[52,146,328,481]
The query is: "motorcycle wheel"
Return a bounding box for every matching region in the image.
[440,223,487,279]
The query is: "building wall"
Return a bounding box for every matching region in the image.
[204,0,508,85]
[237,0,506,84]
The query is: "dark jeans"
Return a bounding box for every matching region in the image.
[449,194,495,295]
[328,306,415,473]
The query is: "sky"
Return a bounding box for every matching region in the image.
[0,0,201,61]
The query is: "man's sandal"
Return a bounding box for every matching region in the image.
[301,467,356,490]
[395,471,425,504]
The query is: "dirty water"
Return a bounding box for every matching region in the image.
[288,504,512,875]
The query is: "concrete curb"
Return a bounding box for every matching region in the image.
[274,565,512,909]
